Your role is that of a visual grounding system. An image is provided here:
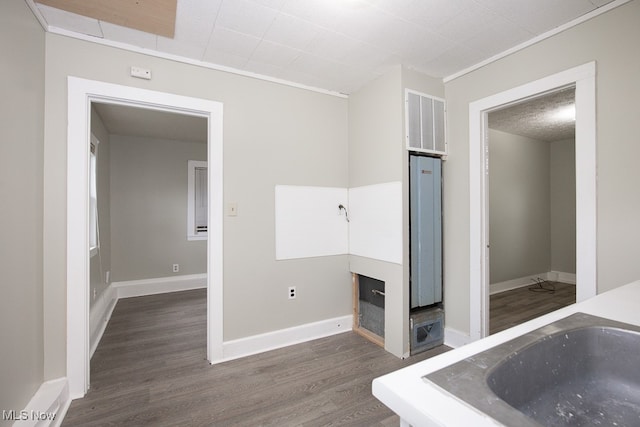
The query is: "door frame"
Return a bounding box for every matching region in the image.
[67,76,224,398]
[468,62,597,340]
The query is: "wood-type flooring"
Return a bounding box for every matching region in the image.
[63,282,575,426]
[490,281,576,334]
[62,289,449,426]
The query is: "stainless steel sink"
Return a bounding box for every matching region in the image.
[425,313,640,426]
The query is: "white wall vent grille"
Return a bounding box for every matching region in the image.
[406,89,447,156]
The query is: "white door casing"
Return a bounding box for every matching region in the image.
[469,62,597,340]
[67,76,223,398]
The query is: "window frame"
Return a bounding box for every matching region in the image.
[187,160,208,241]
[89,133,99,257]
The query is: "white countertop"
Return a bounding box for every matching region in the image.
[372,280,640,427]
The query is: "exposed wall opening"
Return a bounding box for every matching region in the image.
[352,273,385,347]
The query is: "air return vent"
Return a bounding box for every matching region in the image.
[406,89,447,156]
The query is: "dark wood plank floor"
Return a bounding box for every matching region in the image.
[490,281,576,334]
[63,289,450,427]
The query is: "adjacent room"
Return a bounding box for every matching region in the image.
[487,87,577,334]
[87,102,209,357]
[3,0,640,425]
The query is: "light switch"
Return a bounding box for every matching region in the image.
[227,202,238,216]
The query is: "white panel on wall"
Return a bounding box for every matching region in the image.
[348,182,403,264]
[275,185,349,260]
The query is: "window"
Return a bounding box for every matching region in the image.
[89,134,99,256]
[187,160,207,240]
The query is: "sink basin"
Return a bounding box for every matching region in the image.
[425,313,640,426]
[488,325,640,426]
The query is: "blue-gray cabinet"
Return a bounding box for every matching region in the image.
[410,155,443,308]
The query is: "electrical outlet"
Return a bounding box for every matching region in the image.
[288,286,296,299]
[172,264,179,273]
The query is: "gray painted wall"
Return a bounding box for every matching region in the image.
[0,0,45,417]
[550,139,576,274]
[42,33,350,379]
[443,0,640,335]
[488,130,576,287]
[5,0,633,395]
[347,65,443,357]
[348,67,405,356]
[489,129,551,284]
[348,66,403,188]
[109,135,207,281]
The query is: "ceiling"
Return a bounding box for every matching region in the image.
[46,1,601,142]
[32,0,617,95]
[92,103,207,143]
[488,86,576,142]
[35,0,178,37]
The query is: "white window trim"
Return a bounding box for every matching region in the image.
[89,133,99,257]
[187,160,208,241]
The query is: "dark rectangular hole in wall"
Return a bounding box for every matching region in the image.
[358,275,385,338]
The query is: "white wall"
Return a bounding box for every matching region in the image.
[443,0,640,335]
[0,0,45,416]
[109,135,207,281]
[42,33,350,379]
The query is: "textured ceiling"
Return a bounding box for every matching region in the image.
[488,87,576,142]
[32,0,618,94]
[43,1,603,141]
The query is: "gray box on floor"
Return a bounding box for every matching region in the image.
[410,308,444,355]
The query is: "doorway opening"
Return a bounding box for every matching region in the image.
[88,100,209,350]
[67,77,223,398]
[486,87,577,334]
[469,62,597,341]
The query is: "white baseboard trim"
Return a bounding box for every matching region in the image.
[222,315,353,362]
[489,272,550,295]
[13,378,70,427]
[490,271,577,295]
[112,273,207,299]
[548,270,577,285]
[444,327,471,348]
[89,285,117,359]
